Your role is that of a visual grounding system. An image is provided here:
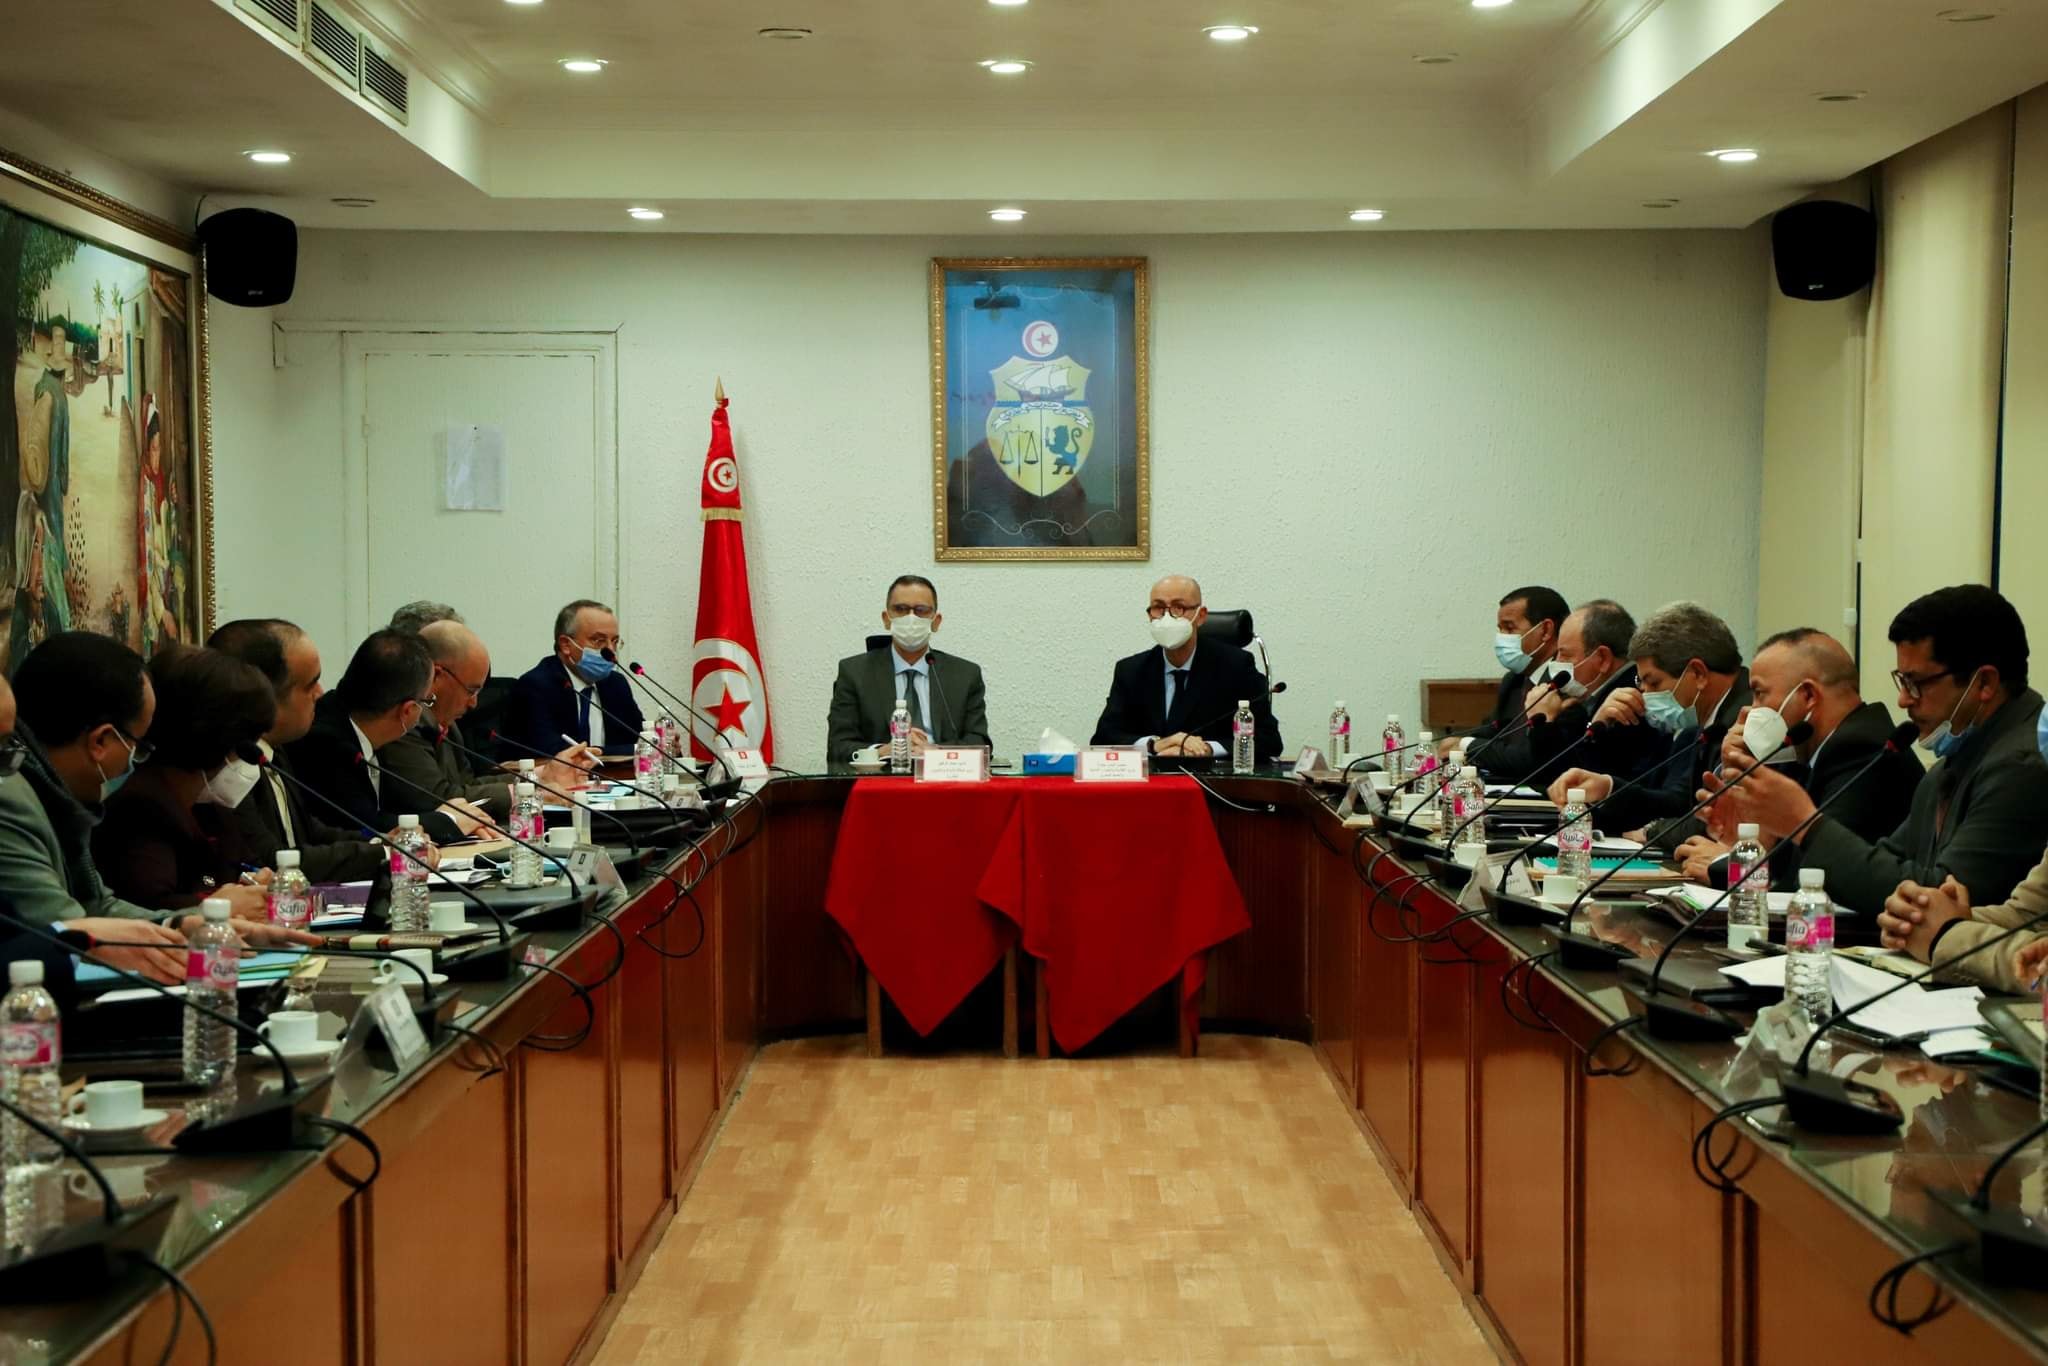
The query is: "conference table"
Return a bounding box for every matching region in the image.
[8,768,2048,1364]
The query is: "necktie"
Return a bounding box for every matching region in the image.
[900,671,925,733]
[268,770,296,846]
[578,686,593,739]
[1167,669,1190,727]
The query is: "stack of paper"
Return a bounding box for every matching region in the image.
[1717,953,1985,1041]
[1647,884,1796,915]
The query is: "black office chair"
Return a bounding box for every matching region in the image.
[1197,609,1255,649]
[863,634,891,653]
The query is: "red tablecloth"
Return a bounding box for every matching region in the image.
[822,776,1250,1051]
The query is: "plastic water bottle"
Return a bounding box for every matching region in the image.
[1785,867,1835,1024]
[1232,700,1256,774]
[1328,702,1351,764]
[656,711,683,764]
[268,849,313,931]
[2,960,63,1250]
[507,782,544,889]
[388,813,432,932]
[181,899,241,1086]
[634,730,663,792]
[1448,764,1487,848]
[889,703,912,775]
[1436,747,1466,827]
[1555,788,1593,883]
[1407,732,1436,795]
[1726,823,1769,953]
[1382,714,1406,776]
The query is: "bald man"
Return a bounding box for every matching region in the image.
[1092,574,1281,762]
[1678,627,1921,889]
[377,620,589,825]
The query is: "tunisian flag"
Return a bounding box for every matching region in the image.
[690,393,773,762]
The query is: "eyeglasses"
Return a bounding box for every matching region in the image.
[434,663,484,702]
[1890,667,1956,702]
[885,604,936,619]
[1145,602,1202,620]
[0,737,26,777]
[113,727,154,766]
[413,695,438,712]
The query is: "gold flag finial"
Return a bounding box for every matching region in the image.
[715,376,727,402]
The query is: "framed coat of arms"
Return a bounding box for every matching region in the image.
[930,257,1148,561]
[0,147,211,669]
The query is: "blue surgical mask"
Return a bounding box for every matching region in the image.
[1494,626,1536,675]
[1643,676,1701,737]
[574,646,616,683]
[1917,667,1986,758]
[96,735,138,802]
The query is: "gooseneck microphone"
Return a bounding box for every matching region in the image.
[1174,683,1288,757]
[436,729,642,855]
[0,1092,179,1299]
[1461,669,1573,763]
[372,760,585,901]
[617,659,745,795]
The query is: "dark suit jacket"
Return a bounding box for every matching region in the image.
[1519,665,1655,790]
[1617,670,1754,849]
[1801,688,2048,914]
[1464,664,1557,782]
[498,655,644,761]
[1092,641,1282,761]
[825,648,991,764]
[229,747,387,884]
[379,720,515,821]
[93,766,254,913]
[285,693,462,845]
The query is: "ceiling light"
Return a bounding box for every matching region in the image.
[989,208,1027,222]
[331,196,376,208]
[980,59,1032,74]
[1707,147,1759,162]
[627,207,665,221]
[1641,198,1680,209]
[1348,209,1385,223]
[1471,0,1514,8]
[1412,53,1458,64]
[758,27,812,40]
[1936,8,1999,20]
[505,0,543,6]
[243,149,292,164]
[559,58,608,73]
[1204,25,1258,41]
[989,0,1029,6]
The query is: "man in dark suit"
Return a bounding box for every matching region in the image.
[1547,601,1752,847]
[1677,628,1921,890]
[285,630,487,846]
[1714,585,2048,921]
[1456,585,1571,782]
[1091,574,1281,762]
[826,575,990,764]
[209,618,390,883]
[499,599,644,761]
[1519,599,1650,789]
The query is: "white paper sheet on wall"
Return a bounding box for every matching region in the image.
[444,423,506,511]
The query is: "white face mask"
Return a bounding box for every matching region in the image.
[1149,615,1195,651]
[889,613,933,652]
[1743,682,1816,765]
[1556,655,1594,700]
[200,757,262,809]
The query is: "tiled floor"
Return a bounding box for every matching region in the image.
[591,1035,1492,1364]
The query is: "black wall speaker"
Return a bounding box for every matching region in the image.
[1771,201,1876,301]
[198,208,297,307]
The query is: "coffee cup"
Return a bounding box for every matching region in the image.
[544,827,578,851]
[66,1079,144,1129]
[257,1010,320,1051]
[1540,874,1582,906]
[373,948,436,987]
[427,900,469,932]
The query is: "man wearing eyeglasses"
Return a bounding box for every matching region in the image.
[500,599,644,761]
[826,575,990,765]
[1092,574,1281,762]
[1702,584,2048,925]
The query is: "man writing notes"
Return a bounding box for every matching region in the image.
[1708,585,2048,920]
[1092,574,1281,762]
[826,575,990,764]
[500,599,643,759]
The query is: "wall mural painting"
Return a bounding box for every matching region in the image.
[0,185,201,670]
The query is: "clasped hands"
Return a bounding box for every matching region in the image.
[1150,732,1215,759]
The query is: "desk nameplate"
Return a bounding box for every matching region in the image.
[1076,747,1149,783]
[917,746,990,784]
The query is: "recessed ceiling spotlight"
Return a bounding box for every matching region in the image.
[1348,209,1385,222]
[757,27,812,40]
[1815,90,1867,102]
[1641,198,1680,209]
[627,207,665,220]
[244,149,292,164]
[558,58,608,73]
[989,0,1029,6]
[989,208,1027,222]
[1204,24,1258,41]
[331,196,377,208]
[1471,0,1514,8]
[979,58,1032,74]
[1936,8,1999,20]
[1412,53,1458,64]
[1707,147,1759,162]
[504,0,543,6]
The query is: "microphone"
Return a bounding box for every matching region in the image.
[926,652,958,744]
[1563,723,1810,916]
[618,660,745,797]
[1468,723,1610,892]
[1620,724,1918,1036]
[437,729,641,855]
[0,907,312,1154]
[1461,669,1573,763]
[370,760,583,899]
[245,746,525,979]
[0,1092,179,1299]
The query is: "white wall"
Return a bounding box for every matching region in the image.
[208,228,1768,770]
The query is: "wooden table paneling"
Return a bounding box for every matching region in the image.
[1209,805,1311,1034]
[1356,851,1417,1186]
[616,899,672,1268]
[1309,831,1359,1106]
[666,877,722,1184]
[1412,882,1474,1272]
[758,786,863,1035]
[714,827,762,1104]
[521,978,616,1366]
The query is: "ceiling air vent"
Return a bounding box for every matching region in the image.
[361,36,411,125]
[306,0,364,89]
[234,0,304,43]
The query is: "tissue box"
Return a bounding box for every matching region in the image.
[1022,753,1077,774]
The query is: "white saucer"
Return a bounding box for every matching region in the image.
[62,1108,170,1136]
[850,761,886,773]
[257,1038,343,1066]
[430,922,480,935]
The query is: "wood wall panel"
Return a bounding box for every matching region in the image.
[1210,805,1311,1035]
[1309,830,1358,1104]
[667,880,722,1180]
[1411,884,1474,1270]
[521,982,616,1366]
[715,829,762,1103]
[616,902,672,1266]
[758,787,862,1035]
[1357,858,1416,1185]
